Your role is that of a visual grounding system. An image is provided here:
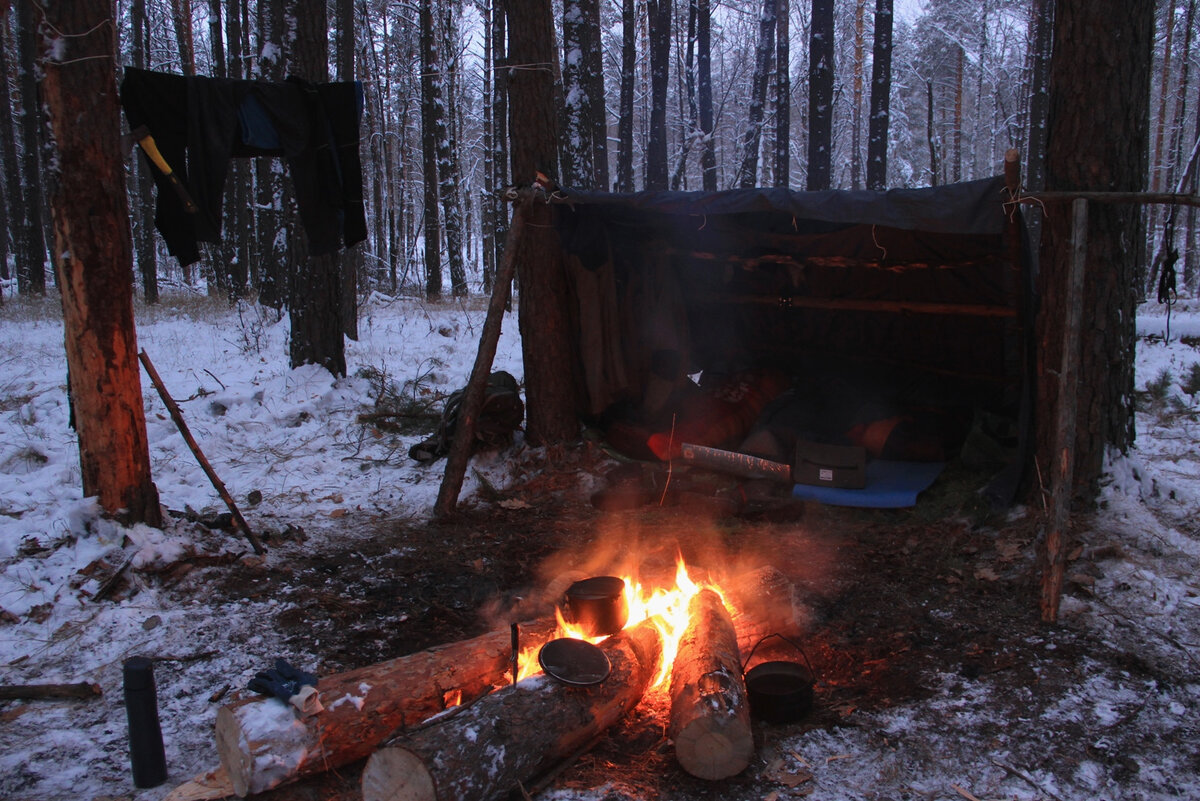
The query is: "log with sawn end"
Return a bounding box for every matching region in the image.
[669,588,754,780]
[360,618,664,801]
[215,618,559,797]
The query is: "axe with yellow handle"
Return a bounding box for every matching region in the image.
[129,124,198,214]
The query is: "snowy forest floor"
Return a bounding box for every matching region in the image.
[0,291,1198,801]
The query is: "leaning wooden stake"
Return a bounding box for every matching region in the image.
[435,196,530,519]
[1040,197,1088,622]
[361,618,663,801]
[215,618,559,797]
[669,588,754,780]
[138,350,265,555]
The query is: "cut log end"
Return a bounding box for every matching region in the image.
[362,747,435,801]
[673,716,755,780]
[214,706,252,798]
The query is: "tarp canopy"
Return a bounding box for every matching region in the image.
[548,175,1032,503]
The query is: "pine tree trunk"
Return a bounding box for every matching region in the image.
[256,0,289,308]
[952,45,964,183]
[851,0,865,188]
[15,0,47,295]
[1023,0,1053,248]
[646,0,672,190]
[1145,1,1174,289]
[131,0,159,303]
[561,0,596,188]
[39,0,162,527]
[491,5,509,272]
[616,0,636,191]
[505,0,578,446]
[774,0,790,187]
[337,0,360,336]
[926,79,940,185]
[866,0,892,190]
[420,2,443,299]
[737,0,776,188]
[288,0,346,376]
[438,7,466,296]
[1036,0,1152,503]
[0,19,23,286]
[698,0,716,190]
[582,0,609,191]
[480,1,497,292]
[807,0,834,190]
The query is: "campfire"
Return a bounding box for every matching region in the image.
[213,560,802,799]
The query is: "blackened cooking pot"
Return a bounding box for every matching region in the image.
[560,576,628,637]
[742,634,816,724]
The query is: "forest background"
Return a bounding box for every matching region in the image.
[1,0,1196,309]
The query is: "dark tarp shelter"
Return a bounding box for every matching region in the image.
[550,175,1032,504]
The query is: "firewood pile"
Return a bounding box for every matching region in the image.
[171,566,803,801]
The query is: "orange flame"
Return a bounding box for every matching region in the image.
[516,557,725,688]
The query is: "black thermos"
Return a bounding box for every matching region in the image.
[123,656,167,788]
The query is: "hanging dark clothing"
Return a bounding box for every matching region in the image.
[119,68,367,267]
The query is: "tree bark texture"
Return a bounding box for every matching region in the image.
[288,0,347,376]
[867,0,893,190]
[420,2,443,298]
[1035,0,1152,502]
[15,0,47,295]
[616,0,636,191]
[646,0,672,190]
[38,0,162,526]
[360,620,663,801]
[560,0,596,188]
[505,0,579,446]
[669,589,754,780]
[807,0,835,190]
[217,618,560,797]
[698,0,716,190]
[774,0,790,187]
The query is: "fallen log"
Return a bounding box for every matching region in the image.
[669,588,754,780]
[360,618,663,801]
[215,618,559,797]
[0,681,103,701]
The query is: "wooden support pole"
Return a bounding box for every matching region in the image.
[1040,197,1088,623]
[669,589,754,780]
[360,619,664,801]
[138,350,265,555]
[435,196,530,519]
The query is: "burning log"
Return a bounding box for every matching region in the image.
[725,565,802,654]
[669,588,754,780]
[360,618,664,801]
[214,618,559,797]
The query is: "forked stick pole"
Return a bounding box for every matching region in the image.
[138,350,265,554]
[435,195,530,519]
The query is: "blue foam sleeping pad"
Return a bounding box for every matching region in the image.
[791,459,946,508]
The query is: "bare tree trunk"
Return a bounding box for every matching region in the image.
[338,0,361,334]
[491,4,509,273]
[851,0,865,188]
[866,0,892,190]
[38,0,162,527]
[505,0,578,446]
[737,0,777,188]
[616,0,636,191]
[952,45,964,183]
[926,78,940,186]
[438,7,466,296]
[420,1,443,299]
[1023,0,1053,247]
[480,0,497,291]
[646,0,671,190]
[15,0,47,295]
[131,0,158,303]
[807,0,834,190]
[288,0,347,376]
[561,0,597,188]
[256,0,289,308]
[582,0,609,190]
[698,0,716,190]
[0,19,23,288]
[774,0,790,187]
[1035,0,1151,504]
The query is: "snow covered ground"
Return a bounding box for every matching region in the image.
[0,289,1198,800]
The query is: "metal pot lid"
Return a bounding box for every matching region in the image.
[538,637,612,686]
[566,576,625,600]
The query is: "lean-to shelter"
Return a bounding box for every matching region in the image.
[549,175,1032,505]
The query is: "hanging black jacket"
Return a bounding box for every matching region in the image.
[119,68,366,267]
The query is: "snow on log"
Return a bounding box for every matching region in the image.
[215,618,559,797]
[669,588,754,779]
[360,618,664,801]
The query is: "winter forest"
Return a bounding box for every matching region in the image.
[1,0,1195,308]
